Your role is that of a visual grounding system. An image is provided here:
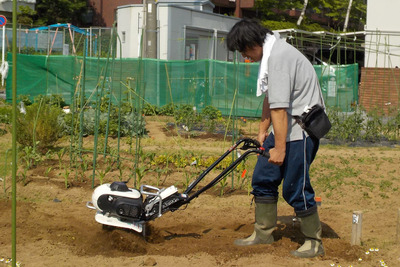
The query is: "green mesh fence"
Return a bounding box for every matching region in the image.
[315,63,359,110]
[6,53,358,114]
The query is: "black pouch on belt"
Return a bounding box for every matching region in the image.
[294,105,331,139]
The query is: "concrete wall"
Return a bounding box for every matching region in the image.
[0,0,35,16]
[365,0,400,68]
[117,4,239,60]
[118,6,139,57]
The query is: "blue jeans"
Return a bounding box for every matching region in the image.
[252,133,319,217]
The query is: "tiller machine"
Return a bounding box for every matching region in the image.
[86,138,269,234]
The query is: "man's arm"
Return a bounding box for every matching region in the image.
[269,108,287,166]
[257,96,271,145]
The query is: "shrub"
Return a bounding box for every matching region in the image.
[143,103,159,116]
[364,108,384,141]
[16,102,63,152]
[34,94,67,108]
[201,106,222,133]
[0,105,11,124]
[201,105,222,121]
[326,107,364,141]
[121,112,147,137]
[174,104,201,131]
[59,108,146,138]
[383,108,400,141]
[159,103,177,116]
[17,95,32,106]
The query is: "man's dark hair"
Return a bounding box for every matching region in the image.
[226,18,273,52]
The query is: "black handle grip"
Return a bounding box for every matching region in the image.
[260,149,270,159]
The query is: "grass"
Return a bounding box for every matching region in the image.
[309,144,400,204]
[0,132,12,194]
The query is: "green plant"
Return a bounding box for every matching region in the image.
[19,144,42,185]
[17,95,32,106]
[379,193,389,199]
[33,94,67,108]
[16,102,63,152]
[172,154,189,168]
[56,148,67,171]
[201,106,222,133]
[173,104,201,132]
[379,180,392,191]
[154,167,165,186]
[364,109,384,141]
[97,138,110,154]
[159,103,177,116]
[201,105,222,121]
[326,107,364,141]
[143,103,160,116]
[44,166,53,177]
[20,144,42,169]
[20,168,28,185]
[120,112,147,137]
[325,106,400,142]
[383,108,400,140]
[342,107,364,141]
[182,171,194,189]
[96,162,112,185]
[79,154,90,181]
[0,105,12,124]
[135,166,149,188]
[219,176,229,196]
[236,160,249,190]
[117,163,125,181]
[60,107,147,138]
[62,167,71,188]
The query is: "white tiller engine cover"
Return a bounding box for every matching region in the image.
[87,181,180,233]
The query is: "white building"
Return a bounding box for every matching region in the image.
[365,0,400,68]
[0,0,36,14]
[116,0,239,60]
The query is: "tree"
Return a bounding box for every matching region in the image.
[312,0,366,31]
[254,0,366,32]
[34,0,87,26]
[17,6,37,26]
[343,0,353,32]
[255,0,303,21]
[297,0,309,26]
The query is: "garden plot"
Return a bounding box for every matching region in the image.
[0,118,399,267]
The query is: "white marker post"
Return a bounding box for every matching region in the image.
[0,15,7,86]
[351,211,363,245]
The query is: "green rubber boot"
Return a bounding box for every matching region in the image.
[291,212,325,258]
[234,202,276,246]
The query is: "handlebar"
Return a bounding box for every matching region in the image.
[258,147,270,159]
[238,138,269,159]
[183,138,269,199]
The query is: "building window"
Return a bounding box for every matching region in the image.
[122,31,126,43]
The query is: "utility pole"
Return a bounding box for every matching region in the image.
[141,0,147,58]
[146,0,157,58]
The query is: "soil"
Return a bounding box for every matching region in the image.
[1,118,400,267]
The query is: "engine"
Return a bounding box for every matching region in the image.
[92,182,144,220]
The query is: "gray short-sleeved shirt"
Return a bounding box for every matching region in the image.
[266,34,324,141]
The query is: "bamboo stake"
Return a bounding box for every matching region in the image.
[396,208,400,244]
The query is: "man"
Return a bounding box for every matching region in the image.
[226,18,325,258]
